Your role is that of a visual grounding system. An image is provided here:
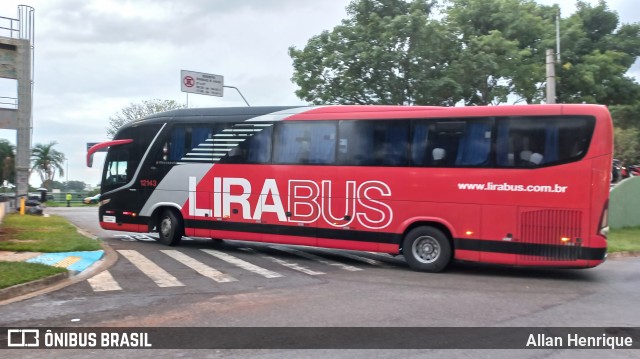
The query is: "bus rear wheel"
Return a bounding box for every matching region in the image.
[158,209,183,246]
[402,226,451,272]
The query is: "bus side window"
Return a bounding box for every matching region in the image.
[245,124,273,163]
[455,121,491,166]
[339,120,409,166]
[273,122,336,165]
[157,125,215,164]
[411,123,429,166]
[496,116,595,167]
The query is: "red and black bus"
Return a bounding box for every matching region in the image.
[87,104,612,272]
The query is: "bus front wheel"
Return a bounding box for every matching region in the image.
[158,209,183,246]
[402,226,451,273]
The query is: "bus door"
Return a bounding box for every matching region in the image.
[101,139,148,231]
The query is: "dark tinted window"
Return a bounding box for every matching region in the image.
[496,116,594,167]
[273,121,337,164]
[411,119,492,167]
[218,122,273,164]
[158,125,221,164]
[105,124,162,188]
[338,120,409,166]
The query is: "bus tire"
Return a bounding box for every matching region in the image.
[158,209,183,246]
[402,226,451,272]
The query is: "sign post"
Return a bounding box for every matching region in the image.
[180,70,250,106]
[180,70,224,97]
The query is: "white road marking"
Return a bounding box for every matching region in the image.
[87,270,122,292]
[269,246,362,272]
[160,250,237,283]
[117,250,184,287]
[241,248,325,276]
[321,250,392,267]
[201,249,283,278]
[265,256,325,275]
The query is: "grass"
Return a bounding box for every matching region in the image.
[0,213,101,252]
[608,227,640,253]
[0,213,101,290]
[0,261,67,289]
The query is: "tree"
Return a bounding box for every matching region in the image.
[107,99,185,138]
[48,180,87,191]
[613,127,640,164]
[30,141,66,190]
[611,101,640,164]
[63,180,87,192]
[289,0,463,105]
[0,139,15,185]
[446,0,558,105]
[557,1,640,105]
[290,0,640,106]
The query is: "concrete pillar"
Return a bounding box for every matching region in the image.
[15,38,31,201]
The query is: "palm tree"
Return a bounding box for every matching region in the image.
[31,141,66,190]
[0,139,15,185]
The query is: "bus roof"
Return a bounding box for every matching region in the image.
[120,104,610,131]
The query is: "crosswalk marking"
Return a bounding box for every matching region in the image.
[87,245,384,293]
[264,256,325,275]
[240,248,325,276]
[160,250,237,283]
[322,250,392,268]
[201,249,283,278]
[269,246,362,272]
[117,250,184,287]
[87,270,122,292]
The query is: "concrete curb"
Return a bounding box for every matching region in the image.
[608,251,640,259]
[0,272,69,301]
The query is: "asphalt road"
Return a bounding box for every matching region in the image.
[1,207,638,358]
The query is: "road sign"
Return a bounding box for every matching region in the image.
[180,70,224,97]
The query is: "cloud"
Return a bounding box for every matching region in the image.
[0,0,351,186]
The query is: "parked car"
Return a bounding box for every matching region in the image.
[22,198,43,215]
[83,194,101,204]
[612,159,622,183]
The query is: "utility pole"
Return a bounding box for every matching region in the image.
[546,9,561,104]
[546,49,556,104]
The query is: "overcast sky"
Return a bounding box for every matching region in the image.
[0,0,637,188]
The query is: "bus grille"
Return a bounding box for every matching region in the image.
[519,209,582,261]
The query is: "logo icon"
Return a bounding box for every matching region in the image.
[7,329,39,347]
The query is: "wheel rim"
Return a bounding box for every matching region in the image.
[411,235,440,264]
[160,216,172,238]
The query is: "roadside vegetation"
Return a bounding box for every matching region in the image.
[608,227,640,253]
[0,262,66,289]
[0,213,101,290]
[0,213,101,252]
